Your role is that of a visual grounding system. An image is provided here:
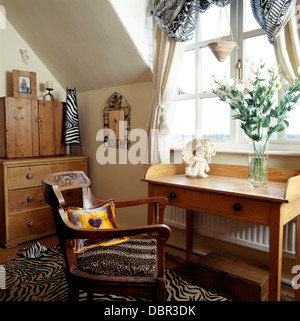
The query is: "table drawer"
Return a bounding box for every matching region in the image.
[62,188,82,206]
[8,186,47,213]
[9,207,55,241]
[7,164,50,189]
[51,161,87,173]
[152,184,270,224]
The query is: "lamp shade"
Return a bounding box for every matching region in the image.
[208,41,238,62]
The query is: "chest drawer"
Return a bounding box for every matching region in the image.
[152,184,271,225]
[8,186,47,213]
[7,164,50,189]
[9,207,55,241]
[51,161,87,173]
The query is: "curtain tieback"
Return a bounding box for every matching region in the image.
[156,104,170,134]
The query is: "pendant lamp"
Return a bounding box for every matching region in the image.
[208,0,238,62]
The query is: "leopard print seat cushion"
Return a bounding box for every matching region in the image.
[76,238,157,277]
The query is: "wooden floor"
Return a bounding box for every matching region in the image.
[0,235,59,263]
[0,235,294,301]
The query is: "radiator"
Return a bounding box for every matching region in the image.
[165,206,296,259]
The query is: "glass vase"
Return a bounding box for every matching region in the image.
[248,140,269,188]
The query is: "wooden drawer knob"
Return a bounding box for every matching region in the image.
[169,192,177,200]
[233,203,242,212]
[26,173,34,179]
[27,195,34,202]
[27,219,35,228]
[67,189,73,195]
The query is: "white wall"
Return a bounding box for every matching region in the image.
[77,82,153,227]
[110,0,152,67]
[0,19,65,101]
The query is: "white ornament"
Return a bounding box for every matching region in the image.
[182,138,216,178]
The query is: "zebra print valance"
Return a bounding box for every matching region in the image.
[153,0,234,42]
[251,0,297,44]
[154,0,297,44]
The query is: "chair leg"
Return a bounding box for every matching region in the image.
[87,291,94,301]
[156,279,166,301]
[68,284,79,302]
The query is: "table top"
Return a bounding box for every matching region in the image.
[143,163,300,203]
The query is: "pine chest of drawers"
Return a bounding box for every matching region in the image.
[0,156,88,248]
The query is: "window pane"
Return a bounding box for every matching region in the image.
[244,0,260,32]
[201,97,230,142]
[170,100,195,143]
[176,50,195,95]
[199,4,230,41]
[201,46,230,92]
[244,35,276,70]
[286,101,300,140]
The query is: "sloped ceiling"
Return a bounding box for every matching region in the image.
[0,0,152,92]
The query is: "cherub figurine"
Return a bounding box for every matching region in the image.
[182,138,216,178]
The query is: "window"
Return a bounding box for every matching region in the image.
[170,0,300,152]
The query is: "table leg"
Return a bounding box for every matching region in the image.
[295,215,300,301]
[186,209,194,265]
[269,204,283,301]
[147,184,157,224]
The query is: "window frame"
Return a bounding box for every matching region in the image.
[171,0,300,154]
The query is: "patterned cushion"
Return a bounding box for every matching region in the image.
[76,238,157,277]
[65,199,129,253]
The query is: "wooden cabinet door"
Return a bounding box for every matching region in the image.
[38,100,65,156]
[1,97,39,158]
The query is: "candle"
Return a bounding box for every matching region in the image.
[46,81,53,90]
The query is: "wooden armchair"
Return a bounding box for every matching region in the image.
[42,171,171,301]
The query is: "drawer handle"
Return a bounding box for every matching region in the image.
[67,189,73,195]
[26,173,34,180]
[27,195,34,202]
[169,192,177,200]
[27,219,35,228]
[233,203,242,212]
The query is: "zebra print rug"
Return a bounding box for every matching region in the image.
[0,246,226,301]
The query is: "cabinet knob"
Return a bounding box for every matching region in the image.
[27,219,35,228]
[26,173,34,179]
[67,189,73,195]
[233,203,242,212]
[27,195,34,202]
[169,192,177,200]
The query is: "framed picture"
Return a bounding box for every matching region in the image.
[12,70,37,99]
[103,92,130,149]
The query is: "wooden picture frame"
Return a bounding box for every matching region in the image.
[103,92,130,149]
[12,70,37,99]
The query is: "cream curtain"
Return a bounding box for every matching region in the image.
[149,25,185,164]
[274,0,300,82]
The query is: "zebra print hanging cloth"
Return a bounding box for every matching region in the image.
[17,241,48,259]
[251,0,297,44]
[65,93,81,144]
[153,0,234,42]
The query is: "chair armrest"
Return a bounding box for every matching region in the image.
[63,219,171,240]
[114,196,168,208]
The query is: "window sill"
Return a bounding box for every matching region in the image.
[172,147,300,157]
[215,149,300,157]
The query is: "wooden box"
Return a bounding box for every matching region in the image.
[0,97,39,158]
[192,252,269,301]
[0,97,65,158]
